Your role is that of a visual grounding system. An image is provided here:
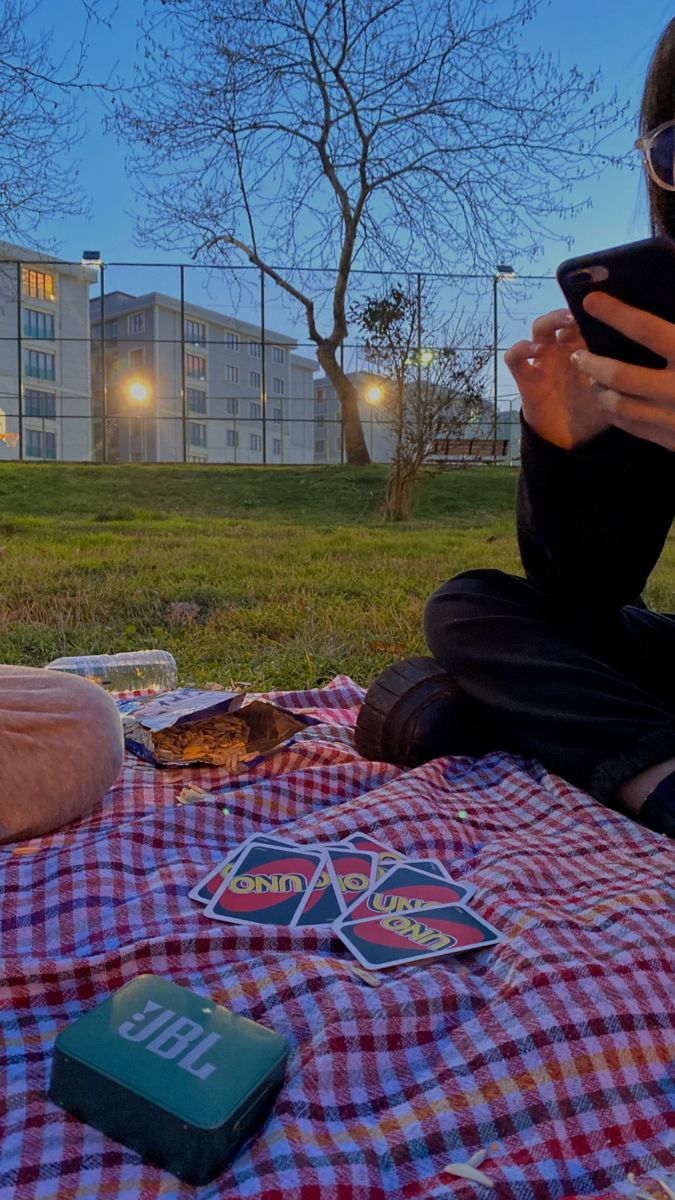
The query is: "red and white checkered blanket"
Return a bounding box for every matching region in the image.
[1,676,674,1200]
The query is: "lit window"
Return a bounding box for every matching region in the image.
[250,433,262,451]
[24,389,56,418]
[249,402,262,419]
[226,397,239,416]
[186,354,207,380]
[24,309,54,339]
[188,421,207,447]
[272,346,284,363]
[187,387,206,414]
[249,370,261,388]
[249,341,261,357]
[22,268,55,301]
[185,318,206,343]
[24,349,55,380]
[226,364,239,382]
[128,313,145,334]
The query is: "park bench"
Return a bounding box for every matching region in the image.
[425,436,509,465]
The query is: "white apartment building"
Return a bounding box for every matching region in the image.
[89,292,316,464]
[0,242,96,461]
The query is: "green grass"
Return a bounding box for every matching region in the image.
[1,462,673,689]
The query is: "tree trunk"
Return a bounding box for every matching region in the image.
[315,341,370,465]
[383,461,417,521]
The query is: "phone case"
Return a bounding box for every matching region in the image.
[557,236,675,368]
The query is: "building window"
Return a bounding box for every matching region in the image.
[106,319,118,338]
[26,428,56,459]
[226,397,239,416]
[185,318,206,343]
[128,313,145,334]
[186,354,207,380]
[24,349,55,380]
[188,454,207,464]
[249,401,262,419]
[24,389,56,418]
[249,341,261,357]
[272,407,282,422]
[317,415,325,427]
[22,268,55,301]
[250,433,262,451]
[227,429,239,448]
[249,370,261,388]
[315,439,325,454]
[272,377,284,394]
[273,438,282,455]
[315,389,324,401]
[188,421,207,448]
[187,387,206,414]
[226,364,239,383]
[224,331,239,348]
[128,347,145,367]
[272,346,285,364]
[24,309,54,340]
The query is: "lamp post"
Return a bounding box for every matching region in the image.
[364,384,383,460]
[492,264,516,459]
[127,378,151,462]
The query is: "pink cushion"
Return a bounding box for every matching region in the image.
[0,666,124,843]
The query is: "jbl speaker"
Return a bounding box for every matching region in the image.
[48,974,289,1184]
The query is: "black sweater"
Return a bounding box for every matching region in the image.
[517,418,675,613]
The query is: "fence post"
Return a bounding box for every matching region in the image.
[180,265,187,463]
[16,262,23,461]
[339,339,345,463]
[100,265,107,463]
[260,268,267,465]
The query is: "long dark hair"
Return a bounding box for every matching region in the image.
[640,19,675,236]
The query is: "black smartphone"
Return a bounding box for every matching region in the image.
[556,236,675,369]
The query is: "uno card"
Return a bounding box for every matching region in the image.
[205,841,325,927]
[295,846,376,927]
[403,859,453,880]
[189,833,303,906]
[338,863,474,924]
[335,903,502,970]
[324,848,377,913]
[343,833,405,879]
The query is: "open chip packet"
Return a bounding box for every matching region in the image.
[120,688,311,770]
[190,832,502,971]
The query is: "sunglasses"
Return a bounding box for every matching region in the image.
[635,118,675,191]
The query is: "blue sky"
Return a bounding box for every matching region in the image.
[17,0,675,381]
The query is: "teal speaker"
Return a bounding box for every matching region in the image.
[48,974,289,1185]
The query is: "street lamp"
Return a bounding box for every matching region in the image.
[493,264,516,456]
[126,378,151,461]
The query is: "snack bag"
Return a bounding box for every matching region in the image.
[122,688,309,770]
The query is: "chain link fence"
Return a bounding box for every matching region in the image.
[0,256,562,465]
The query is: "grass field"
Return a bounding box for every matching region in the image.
[2,462,674,689]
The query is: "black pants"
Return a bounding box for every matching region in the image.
[423,569,675,805]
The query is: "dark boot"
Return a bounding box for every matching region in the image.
[354,655,491,768]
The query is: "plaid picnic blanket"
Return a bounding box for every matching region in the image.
[1,675,673,1200]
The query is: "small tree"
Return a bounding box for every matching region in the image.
[112,0,626,464]
[353,283,489,520]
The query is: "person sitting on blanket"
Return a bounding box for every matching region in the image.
[355,18,675,842]
[0,666,124,843]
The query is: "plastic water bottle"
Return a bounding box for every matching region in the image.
[44,650,178,694]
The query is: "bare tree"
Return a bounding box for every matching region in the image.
[0,0,113,244]
[112,0,626,464]
[353,282,490,519]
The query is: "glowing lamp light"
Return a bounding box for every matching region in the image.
[128,381,149,404]
[365,385,383,404]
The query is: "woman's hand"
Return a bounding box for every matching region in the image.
[569,291,675,451]
[505,308,611,449]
